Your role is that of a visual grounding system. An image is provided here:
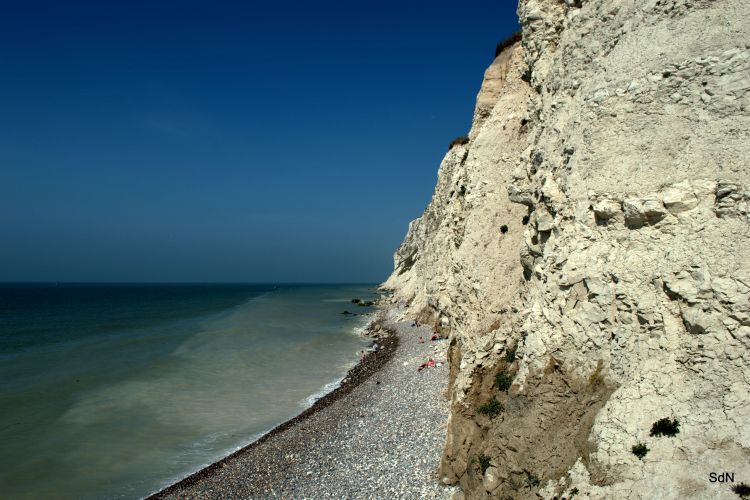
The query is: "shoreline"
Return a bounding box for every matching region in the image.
[147,313,399,499]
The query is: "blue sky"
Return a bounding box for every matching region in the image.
[0,1,519,283]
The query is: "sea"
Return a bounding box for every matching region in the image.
[0,283,378,499]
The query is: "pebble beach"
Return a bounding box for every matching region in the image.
[151,307,455,499]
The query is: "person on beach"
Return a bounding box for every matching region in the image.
[417,358,436,372]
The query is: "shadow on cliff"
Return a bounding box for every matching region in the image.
[441,351,617,499]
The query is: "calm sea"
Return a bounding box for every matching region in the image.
[0,283,377,499]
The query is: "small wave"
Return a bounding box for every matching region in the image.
[302,378,345,407]
[349,313,377,337]
[148,428,269,498]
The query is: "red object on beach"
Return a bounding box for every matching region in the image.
[430,334,438,341]
[418,358,437,372]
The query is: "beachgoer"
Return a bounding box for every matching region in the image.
[417,357,436,372]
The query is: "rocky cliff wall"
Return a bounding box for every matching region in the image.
[384,1,750,499]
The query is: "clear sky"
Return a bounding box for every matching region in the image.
[0,1,520,283]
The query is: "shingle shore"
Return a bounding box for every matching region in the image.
[150,308,455,499]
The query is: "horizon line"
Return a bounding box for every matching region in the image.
[0,281,382,285]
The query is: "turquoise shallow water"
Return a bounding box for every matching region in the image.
[0,283,376,499]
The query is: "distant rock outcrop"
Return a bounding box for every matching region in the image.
[383,1,750,498]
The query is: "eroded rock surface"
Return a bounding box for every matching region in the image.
[383,1,750,498]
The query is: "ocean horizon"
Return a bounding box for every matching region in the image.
[0,283,379,499]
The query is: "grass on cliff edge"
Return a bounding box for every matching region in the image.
[448,135,469,150]
[495,31,522,58]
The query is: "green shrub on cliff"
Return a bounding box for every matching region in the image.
[495,369,514,392]
[631,442,649,459]
[477,398,503,417]
[524,472,540,488]
[650,417,680,437]
[732,482,750,498]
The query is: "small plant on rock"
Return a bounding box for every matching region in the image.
[495,369,514,392]
[650,417,680,437]
[732,483,750,498]
[588,361,605,388]
[495,31,522,58]
[505,345,517,363]
[478,454,491,475]
[477,398,503,418]
[524,471,540,488]
[448,135,469,150]
[631,442,649,459]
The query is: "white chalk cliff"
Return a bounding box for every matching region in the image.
[383,1,750,498]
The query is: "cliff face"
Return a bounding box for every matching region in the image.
[383,41,529,344]
[384,1,750,499]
